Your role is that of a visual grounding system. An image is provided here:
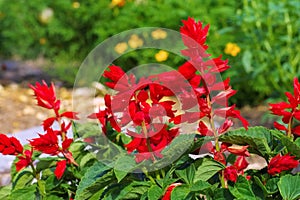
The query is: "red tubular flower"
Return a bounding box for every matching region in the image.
[15,150,32,172]
[0,134,23,155]
[267,154,299,176]
[234,156,249,171]
[162,183,182,200]
[54,160,67,180]
[226,145,250,157]
[224,166,238,182]
[29,128,59,155]
[29,80,60,112]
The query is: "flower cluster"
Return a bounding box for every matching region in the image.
[270,78,300,137]
[0,81,79,180]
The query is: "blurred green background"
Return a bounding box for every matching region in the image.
[0,0,299,106]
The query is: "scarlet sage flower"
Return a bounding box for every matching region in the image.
[267,154,299,176]
[15,150,32,171]
[0,134,23,155]
[224,166,238,182]
[30,128,60,155]
[29,80,60,112]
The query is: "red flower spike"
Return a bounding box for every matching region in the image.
[224,166,238,182]
[15,150,32,172]
[214,151,226,165]
[180,17,209,50]
[62,138,73,150]
[267,154,299,176]
[178,61,197,80]
[60,112,79,120]
[9,137,23,154]
[29,81,60,111]
[273,121,287,132]
[54,160,67,180]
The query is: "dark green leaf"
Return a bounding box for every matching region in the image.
[194,158,224,182]
[278,175,300,200]
[190,180,211,192]
[113,155,136,182]
[171,185,190,200]
[206,188,234,200]
[175,164,195,185]
[148,185,163,200]
[271,130,300,159]
[75,162,114,200]
[228,176,256,200]
[36,158,56,172]
[219,127,272,157]
[254,176,278,195]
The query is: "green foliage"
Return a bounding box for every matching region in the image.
[278,175,300,200]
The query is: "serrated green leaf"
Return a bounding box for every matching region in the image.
[44,195,64,200]
[219,126,272,157]
[228,176,256,200]
[113,155,136,182]
[10,185,37,200]
[75,162,114,200]
[271,130,300,159]
[170,185,190,200]
[148,185,163,200]
[254,176,278,196]
[80,153,97,168]
[206,188,234,200]
[278,175,300,200]
[194,158,224,182]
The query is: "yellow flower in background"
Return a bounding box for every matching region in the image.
[110,0,126,7]
[155,50,169,62]
[224,42,241,57]
[72,2,80,9]
[39,38,47,45]
[128,34,143,48]
[114,42,128,54]
[151,29,167,40]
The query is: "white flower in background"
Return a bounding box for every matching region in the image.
[39,8,54,24]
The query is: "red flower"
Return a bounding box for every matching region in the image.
[224,166,238,182]
[234,156,249,171]
[0,134,23,155]
[54,160,67,179]
[180,17,209,50]
[267,154,299,175]
[226,145,250,157]
[29,81,60,112]
[30,128,60,155]
[162,183,181,200]
[15,150,32,171]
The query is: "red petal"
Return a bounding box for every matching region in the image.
[0,134,11,146]
[42,117,56,130]
[10,137,23,154]
[54,160,67,180]
[60,112,79,120]
[62,138,73,150]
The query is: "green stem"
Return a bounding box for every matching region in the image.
[142,121,156,161]
[206,96,220,152]
[220,170,226,188]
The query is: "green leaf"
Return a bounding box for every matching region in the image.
[12,170,34,190]
[0,185,11,199]
[10,185,37,200]
[44,195,64,200]
[75,162,114,200]
[194,158,225,182]
[228,176,256,200]
[80,153,97,168]
[148,185,163,200]
[170,185,190,200]
[36,158,56,172]
[113,155,136,182]
[206,188,234,200]
[271,130,300,159]
[278,175,300,200]
[254,176,279,195]
[190,180,211,192]
[219,126,272,157]
[175,164,195,185]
